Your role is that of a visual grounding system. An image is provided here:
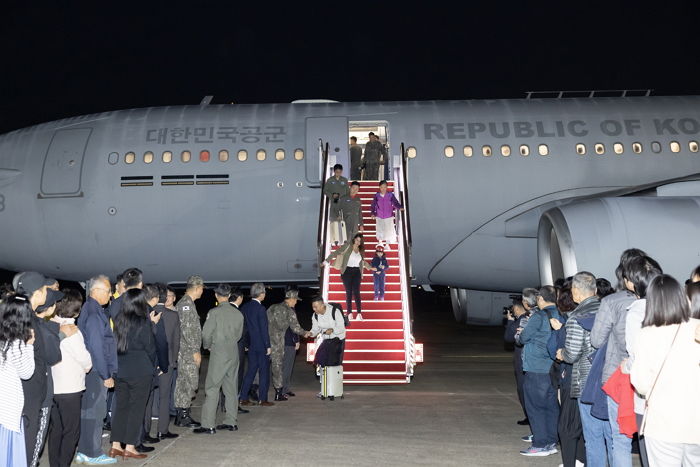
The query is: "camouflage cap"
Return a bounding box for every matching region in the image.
[186,275,205,289]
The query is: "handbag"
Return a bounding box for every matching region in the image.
[638,323,682,436]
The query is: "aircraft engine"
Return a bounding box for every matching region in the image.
[537,197,700,285]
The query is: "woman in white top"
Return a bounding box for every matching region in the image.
[48,289,92,467]
[324,233,375,321]
[630,275,700,466]
[0,294,36,467]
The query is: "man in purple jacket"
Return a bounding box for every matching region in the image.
[370,180,403,250]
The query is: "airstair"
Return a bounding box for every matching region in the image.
[315,145,419,384]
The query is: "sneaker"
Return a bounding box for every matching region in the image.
[545,443,559,454]
[347,313,353,321]
[81,454,118,465]
[74,453,87,464]
[521,434,533,443]
[356,313,363,321]
[520,446,555,457]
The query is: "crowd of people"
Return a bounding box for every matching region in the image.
[322,163,403,320]
[505,250,700,465]
[0,267,343,466]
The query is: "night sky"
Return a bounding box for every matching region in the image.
[2,3,700,135]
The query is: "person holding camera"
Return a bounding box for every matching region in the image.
[504,301,530,426]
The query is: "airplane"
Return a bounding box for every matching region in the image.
[1,93,699,326]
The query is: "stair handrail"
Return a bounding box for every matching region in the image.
[317,141,331,295]
[394,145,416,380]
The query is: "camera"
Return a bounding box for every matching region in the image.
[503,306,513,317]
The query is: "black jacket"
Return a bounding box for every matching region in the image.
[23,316,62,408]
[116,320,157,379]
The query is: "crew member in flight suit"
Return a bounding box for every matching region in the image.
[194,284,244,434]
[266,288,309,401]
[349,136,363,180]
[335,181,364,240]
[324,164,350,244]
[363,133,388,180]
[174,275,204,428]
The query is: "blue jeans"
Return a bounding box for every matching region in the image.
[607,395,632,467]
[523,372,559,448]
[373,273,386,298]
[578,399,613,467]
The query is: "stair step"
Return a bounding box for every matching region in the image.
[343,362,407,372]
[344,379,408,385]
[344,350,405,360]
[345,329,404,339]
[328,292,402,301]
[344,340,405,350]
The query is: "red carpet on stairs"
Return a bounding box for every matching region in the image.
[324,181,411,384]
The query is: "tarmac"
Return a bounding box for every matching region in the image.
[46,305,640,466]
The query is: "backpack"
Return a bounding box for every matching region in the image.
[314,302,350,328]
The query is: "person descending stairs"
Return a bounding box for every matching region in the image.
[322,180,415,384]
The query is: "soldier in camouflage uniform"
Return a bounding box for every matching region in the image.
[267,288,310,401]
[334,181,364,240]
[174,275,204,428]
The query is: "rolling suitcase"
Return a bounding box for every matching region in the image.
[320,365,343,401]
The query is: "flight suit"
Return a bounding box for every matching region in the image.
[323,175,349,200]
[174,295,202,408]
[350,145,363,180]
[334,194,364,240]
[363,140,387,180]
[266,302,307,390]
[200,302,244,428]
[326,175,351,243]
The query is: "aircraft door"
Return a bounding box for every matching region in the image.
[305,117,348,187]
[40,128,92,198]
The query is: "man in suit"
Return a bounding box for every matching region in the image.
[153,284,180,439]
[195,285,245,434]
[238,283,274,406]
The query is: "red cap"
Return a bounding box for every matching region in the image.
[375,245,384,252]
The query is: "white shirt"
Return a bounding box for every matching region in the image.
[51,317,92,394]
[347,250,362,268]
[311,305,346,340]
[624,299,647,413]
[630,319,700,443]
[0,340,35,432]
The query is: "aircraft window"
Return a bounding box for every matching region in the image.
[407,146,417,159]
[576,144,586,155]
[463,145,473,157]
[125,152,135,164]
[181,150,191,163]
[275,149,285,161]
[257,149,267,161]
[200,150,210,162]
[143,151,154,164]
[482,145,492,157]
[238,150,248,162]
[613,143,624,154]
[651,141,662,153]
[219,150,229,162]
[500,145,511,157]
[294,148,304,160]
[162,151,173,163]
[690,141,699,153]
[632,143,643,154]
[670,141,681,153]
[594,143,605,155]
[538,144,549,156]
[444,145,455,158]
[520,145,530,156]
[108,152,119,165]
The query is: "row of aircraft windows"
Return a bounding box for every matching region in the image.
[115,148,305,165]
[419,140,700,159]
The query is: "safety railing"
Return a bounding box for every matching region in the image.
[316,141,330,295]
[393,145,416,380]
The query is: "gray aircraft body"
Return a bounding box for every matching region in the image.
[1,97,699,324]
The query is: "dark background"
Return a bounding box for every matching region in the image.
[1,3,699,311]
[2,3,700,134]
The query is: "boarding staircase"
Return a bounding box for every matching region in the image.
[315,143,419,384]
